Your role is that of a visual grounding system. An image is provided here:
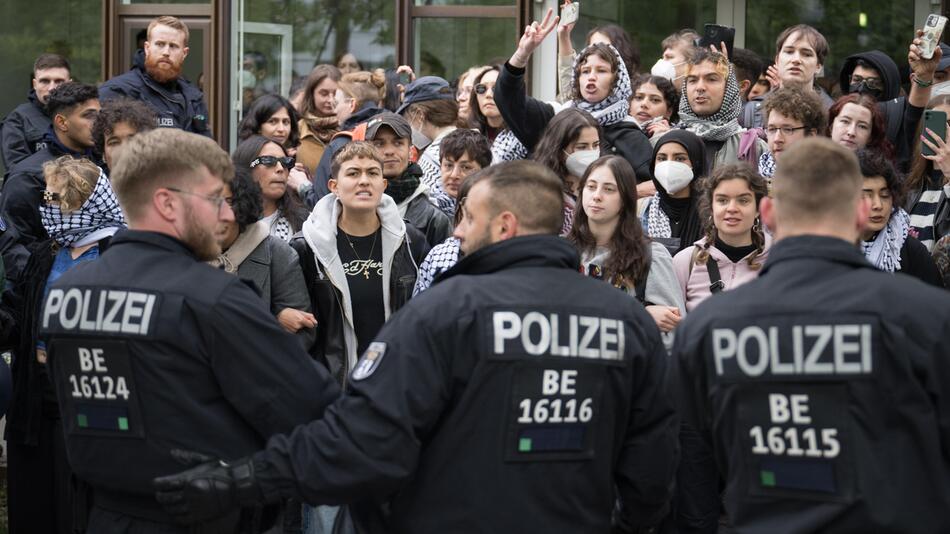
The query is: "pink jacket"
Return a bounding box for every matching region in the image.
[672,234,773,313]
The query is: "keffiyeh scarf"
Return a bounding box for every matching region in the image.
[567,43,632,127]
[646,193,673,238]
[862,208,910,273]
[40,168,126,248]
[491,129,528,164]
[677,63,744,142]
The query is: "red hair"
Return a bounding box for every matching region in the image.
[827,93,894,161]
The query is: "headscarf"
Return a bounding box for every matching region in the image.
[862,208,910,273]
[568,43,632,127]
[677,62,743,142]
[646,130,706,251]
[40,168,126,248]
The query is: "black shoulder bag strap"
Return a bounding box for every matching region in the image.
[706,256,725,294]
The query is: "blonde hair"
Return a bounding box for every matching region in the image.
[331,141,384,179]
[111,128,233,221]
[772,137,862,225]
[42,156,100,214]
[148,16,189,46]
[337,70,386,108]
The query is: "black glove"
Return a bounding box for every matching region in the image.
[154,449,263,524]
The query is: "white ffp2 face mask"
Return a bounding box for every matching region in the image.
[565,149,601,177]
[650,59,683,83]
[654,160,694,194]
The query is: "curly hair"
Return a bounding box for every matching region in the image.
[229,166,264,232]
[568,155,651,289]
[440,128,492,169]
[856,148,905,208]
[92,98,157,157]
[827,93,894,161]
[571,44,620,102]
[238,94,301,149]
[46,82,98,119]
[631,74,679,123]
[696,163,769,269]
[231,135,307,233]
[761,86,827,133]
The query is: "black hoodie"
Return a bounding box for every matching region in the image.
[1,90,50,168]
[839,50,902,101]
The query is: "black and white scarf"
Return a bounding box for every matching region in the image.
[491,129,529,164]
[646,193,672,238]
[862,208,910,273]
[677,63,744,142]
[40,168,126,248]
[567,43,632,127]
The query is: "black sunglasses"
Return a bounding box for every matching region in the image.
[474,83,495,95]
[250,155,295,169]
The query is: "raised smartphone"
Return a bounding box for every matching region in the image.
[922,109,947,156]
[921,14,948,60]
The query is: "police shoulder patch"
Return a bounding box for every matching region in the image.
[351,342,387,381]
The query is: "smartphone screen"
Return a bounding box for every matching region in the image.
[560,2,579,26]
[923,110,947,156]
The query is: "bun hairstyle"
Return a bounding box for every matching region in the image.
[338,69,387,108]
[43,156,100,214]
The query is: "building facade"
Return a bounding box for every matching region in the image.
[0,0,944,155]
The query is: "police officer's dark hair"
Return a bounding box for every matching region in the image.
[229,166,264,232]
[92,98,157,157]
[440,128,492,170]
[569,155,651,289]
[631,74,679,123]
[532,108,603,191]
[111,128,234,221]
[772,137,862,224]
[46,82,99,119]
[33,53,71,77]
[238,94,301,149]
[469,160,563,235]
[762,87,827,133]
[856,148,905,208]
[696,163,769,269]
[232,135,307,233]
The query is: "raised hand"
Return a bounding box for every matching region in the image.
[510,7,560,68]
[909,28,942,80]
[922,127,950,175]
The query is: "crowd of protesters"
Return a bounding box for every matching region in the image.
[1,6,950,534]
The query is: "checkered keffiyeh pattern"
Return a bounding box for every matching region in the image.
[40,168,126,248]
[413,237,461,295]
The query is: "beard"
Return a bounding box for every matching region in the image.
[144,53,183,84]
[460,225,494,257]
[182,202,222,261]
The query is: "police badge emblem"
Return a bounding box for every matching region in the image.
[351,342,387,381]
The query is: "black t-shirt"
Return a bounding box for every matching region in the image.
[337,227,385,356]
[716,237,757,264]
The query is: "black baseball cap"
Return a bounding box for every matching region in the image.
[396,76,455,114]
[364,111,412,140]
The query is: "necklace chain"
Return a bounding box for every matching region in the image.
[342,227,379,279]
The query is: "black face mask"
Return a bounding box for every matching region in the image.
[850,82,883,100]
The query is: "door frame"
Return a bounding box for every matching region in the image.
[103,1,229,143]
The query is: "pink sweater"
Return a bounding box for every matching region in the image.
[672,234,773,313]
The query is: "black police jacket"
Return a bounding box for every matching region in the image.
[99,50,211,138]
[252,235,679,533]
[1,90,50,168]
[672,235,950,533]
[39,230,338,523]
[0,131,94,253]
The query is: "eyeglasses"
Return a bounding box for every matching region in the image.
[765,126,808,137]
[167,187,230,214]
[250,155,295,169]
[850,74,883,90]
[42,190,61,204]
[474,83,495,95]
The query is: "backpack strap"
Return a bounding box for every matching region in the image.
[706,255,725,294]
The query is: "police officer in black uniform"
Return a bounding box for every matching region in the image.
[99,16,212,138]
[1,54,71,168]
[153,160,679,533]
[671,137,950,533]
[39,128,339,533]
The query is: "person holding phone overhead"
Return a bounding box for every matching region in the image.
[905,94,950,252]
